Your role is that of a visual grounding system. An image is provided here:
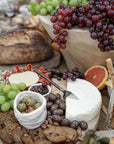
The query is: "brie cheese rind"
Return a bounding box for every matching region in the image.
[66,79,102,122]
[9,71,39,87]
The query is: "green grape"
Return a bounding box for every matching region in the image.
[77,0,81,4]
[18,83,26,91]
[40,8,47,15]
[46,1,51,6]
[1,102,10,112]
[9,100,14,109]
[81,0,88,5]
[58,0,63,3]
[63,0,68,5]
[47,5,53,13]
[55,5,59,10]
[30,0,37,7]
[11,83,18,91]
[8,91,17,100]
[51,0,59,8]
[28,5,34,12]
[69,0,78,7]
[36,5,41,13]
[40,2,47,8]
[32,11,38,16]
[16,90,21,94]
[50,10,55,16]
[3,84,11,94]
[0,96,5,105]
[0,92,4,96]
[5,95,10,101]
[0,83,5,91]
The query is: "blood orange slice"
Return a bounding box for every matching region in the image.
[85,65,108,90]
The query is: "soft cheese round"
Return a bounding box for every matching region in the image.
[66,79,102,122]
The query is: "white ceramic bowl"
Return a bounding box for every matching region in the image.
[39,15,114,72]
[14,91,47,129]
[28,83,51,97]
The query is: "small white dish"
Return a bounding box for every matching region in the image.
[14,91,47,129]
[28,83,51,97]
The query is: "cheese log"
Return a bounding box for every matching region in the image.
[9,71,39,87]
[66,79,102,122]
[0,27,53,64]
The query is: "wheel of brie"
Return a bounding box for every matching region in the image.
[66,79,102,129]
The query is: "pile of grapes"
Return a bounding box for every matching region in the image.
[0,83,26,112]
[47,67,85,81]
[28,0,88,16]
[51,0,114,52]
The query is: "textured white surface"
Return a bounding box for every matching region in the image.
[14,91,47,129]
[66,79,102,122]
[9,71,39,87]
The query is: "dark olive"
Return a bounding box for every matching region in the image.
[49,93,56,102]
[55,93,61,99]
[52,115,62,123]
[59,102,66,110]
[70,120,79,129]
[50,104,58,111]
[80,121,88,130]
[61,119,70,126]
[53,109,63,116]
[47,102,53,109]
[47,111,52,116]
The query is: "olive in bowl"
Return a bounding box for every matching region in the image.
[17,96,42,113]
[28,83,51,97]
[14,91,47,129]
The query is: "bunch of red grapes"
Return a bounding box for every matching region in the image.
[51,0,114,52]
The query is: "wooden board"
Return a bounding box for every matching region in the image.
[0,50,61,71]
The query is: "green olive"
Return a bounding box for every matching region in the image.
[17,103,27,112]
[26,98,36,106]
[35,102,42,109]
[29,108,34,113]
[22,111,26,114]
[22,96,30,103]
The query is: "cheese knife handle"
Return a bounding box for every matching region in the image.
[34,69,65,93]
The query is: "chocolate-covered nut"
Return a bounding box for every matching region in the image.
[55,93,61,99]
[70,120,79,129]
[55,99,61,105]
[47,111,51,116]
[47,102,53,109]
[80,121,88,130]
[53,109,63,116]
[59,102,66,110]
[48,115,53,120]
[52,115,62,123]
[50,104,58,111]
[61,119,70,126]
[49,93,56,102]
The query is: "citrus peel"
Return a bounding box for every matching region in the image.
[85,65,108,90]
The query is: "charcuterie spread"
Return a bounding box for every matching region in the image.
[0,0,114,143]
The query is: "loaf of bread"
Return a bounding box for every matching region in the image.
[0,27,53,64]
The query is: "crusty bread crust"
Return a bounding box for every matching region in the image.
[0,27,53,64]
